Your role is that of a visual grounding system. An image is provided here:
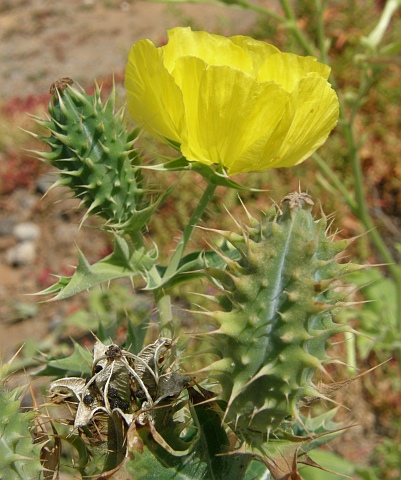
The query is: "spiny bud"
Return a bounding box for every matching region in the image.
[35,78,150,234]
[203,192,359,433]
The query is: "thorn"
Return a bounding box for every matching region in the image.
[186,291,219,303]
[99,140,110,154]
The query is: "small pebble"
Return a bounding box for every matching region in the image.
[16,192,37,211]
[0,217,16,236]
[13,222,40,242]
[5,241,36,267]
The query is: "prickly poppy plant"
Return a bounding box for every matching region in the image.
[125,27,339,174]
[10,26,364,480]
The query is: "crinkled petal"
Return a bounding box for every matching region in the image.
[260,75,339,169]
[229,36,280,74]
[125,39,185,143]
[124,27,340,175]
[258,53,331,92]
[164,27,253,74]
[173,57,289,173]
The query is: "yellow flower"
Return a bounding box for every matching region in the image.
[125,27,339,175]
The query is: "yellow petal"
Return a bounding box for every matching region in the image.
[229,36,280,74]
[125,39,185,143]
[258,53,331,92]
[163,27,253,74]
[173,57,289,173]
[260,75,339,169]
[124,27,340,175]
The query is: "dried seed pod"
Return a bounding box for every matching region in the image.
[91,341,132,413]
[49,77,73,95]
[49,377,105,429]
[50,377,87,403]
[105,344,123,359]
[155,372,191,404]
[132,338,173,397]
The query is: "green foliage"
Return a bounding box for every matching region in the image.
[122,388,255,480]
[302,437,401,480]
[0,360,43,479]
[301,450,356,480]
[341,267,401,359]
[36,235,157,300]
[36,341,93,378]
[64,283,152,351]
[368,435,401,479]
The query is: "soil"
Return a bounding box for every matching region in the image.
[0,0,258,356]
[0,0,259,99]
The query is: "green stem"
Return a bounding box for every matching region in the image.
[349,66,379,125]
[163,182,217,280]
[314,32,401,359]
[239,1,284,23]
[314,0,327,62]
[128,230,145,250]
[155,290,174,339]
[364,0,401,51]
[155,182,217,338]
[243,0,315,56]
[313,152,357,211]
[344,116,401,311]
[339,73,396,269]
[345,331,357,375]
[340,104,401,365]
[279,0,315,55]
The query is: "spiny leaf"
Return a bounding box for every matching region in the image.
[36,236,155,300]
[35,341,92,377]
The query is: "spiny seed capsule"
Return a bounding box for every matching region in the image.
[49,77,73,95]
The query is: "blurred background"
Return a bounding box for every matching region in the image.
[1,1,400,479]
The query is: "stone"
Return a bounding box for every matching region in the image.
[4,241,36,267]
[13,222,40,242]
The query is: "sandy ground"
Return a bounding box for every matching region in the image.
[0,0,259,99]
